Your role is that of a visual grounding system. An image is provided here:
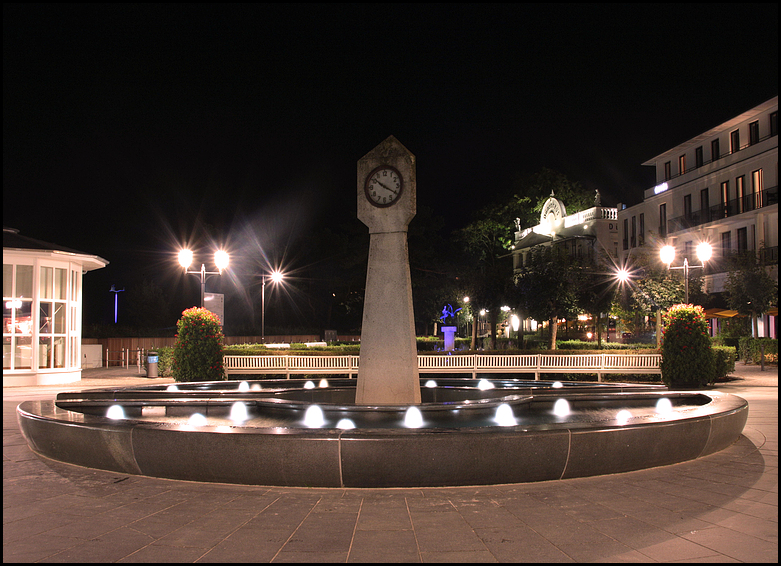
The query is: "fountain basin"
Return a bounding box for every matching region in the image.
[17,379,748,487]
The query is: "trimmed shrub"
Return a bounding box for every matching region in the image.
[660,304,715,388]
[738,337,778,364]
[711,346,736,379]
[172,307,225,382]
[143,346,174,377]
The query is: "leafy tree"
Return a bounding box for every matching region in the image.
[409,206,461,335]
[125,279,173,331]
[457,215,514,349]
[724,249,778,337]
[576,259,619,347]
[614,249,686,340]
[508,168,594,231]
[514,245,580,349]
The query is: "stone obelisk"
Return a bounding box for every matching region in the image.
[355,136,421,404]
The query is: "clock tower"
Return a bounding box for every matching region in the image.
[355,136,421,405]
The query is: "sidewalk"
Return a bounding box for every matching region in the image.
[3,363,777,562]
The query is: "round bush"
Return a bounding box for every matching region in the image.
[660,304,715,388]
[172,307,225,382]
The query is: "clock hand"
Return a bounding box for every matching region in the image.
[376,179,398,194]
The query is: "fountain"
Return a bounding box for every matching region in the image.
[16,137,748,487]
[17,377,748,487]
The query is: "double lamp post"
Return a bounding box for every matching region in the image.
[177,248,284,342]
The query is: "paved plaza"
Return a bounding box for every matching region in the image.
[3,364,777,562]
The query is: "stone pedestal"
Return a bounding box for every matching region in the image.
[442,326,457,351]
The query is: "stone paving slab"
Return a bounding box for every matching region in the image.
[3,363,777,562]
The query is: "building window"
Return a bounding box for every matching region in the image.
[659,204,667,238]
[631,216,637,248]
[771,111,778,137]
[721,231,731,258]
[683,194,692,220]
[3,264,34,370]
[736,175,745,213]
[700,188,710,223]
[737,227,748,253]
[622,219,629,250]
[678,154,686,175]
[38,266,68,369]
[749,120,760,145]
[4,260,82,374]
[721,181,730,218]
[695,146,703,168]
[664,161,671,180]
[730,129,740,153]
[751,169,763,208]
[684,241,693,260]
[638,213,645,246]
[711,138,720,161]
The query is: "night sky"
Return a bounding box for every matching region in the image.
[3,4,778,327]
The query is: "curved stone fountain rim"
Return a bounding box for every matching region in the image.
[17,381,749,488]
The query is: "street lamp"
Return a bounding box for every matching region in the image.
[660,242,712,303]
[261,270,284,343]
[178,248,229,308]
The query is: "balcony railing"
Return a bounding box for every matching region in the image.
[669,185,778,233]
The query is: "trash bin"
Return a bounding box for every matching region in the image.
[147,351,159,378]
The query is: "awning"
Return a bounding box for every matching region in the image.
[703,308,741,318]
[704,307,779,318]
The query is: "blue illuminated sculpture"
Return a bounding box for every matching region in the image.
[439,304,461,351]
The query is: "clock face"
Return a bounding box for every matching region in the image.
[365,166,403,207]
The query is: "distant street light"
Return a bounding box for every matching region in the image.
[660,242,712,303]
[178,248,230,308]
[261,270,284,343]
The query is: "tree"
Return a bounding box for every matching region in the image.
[724,249,778,337]
[508,168,594,232]
[125,279,173,331]
[514,245,580,349]
[614,249,686,341]
[457,215,514,349]
[576,259,619,348]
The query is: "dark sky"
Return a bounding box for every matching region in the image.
[3,3,778,325]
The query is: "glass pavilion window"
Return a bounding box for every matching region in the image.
[3,264,34,370]
[3,261,82,372]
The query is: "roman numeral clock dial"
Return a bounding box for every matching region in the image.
[365,166,402,207]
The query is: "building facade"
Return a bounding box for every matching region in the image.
[512,191,619,271]
[617,96,778,337]
[3,228,108,386]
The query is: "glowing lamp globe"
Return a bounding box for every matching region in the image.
[660,245,675,265]
[214,250,230,271]
[178,249,194,269]
[696,242,712,263]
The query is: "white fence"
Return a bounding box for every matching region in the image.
[224,353,661,381]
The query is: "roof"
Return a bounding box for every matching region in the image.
[3,227,109,271]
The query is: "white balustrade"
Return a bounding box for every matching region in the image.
[223,353,661,381]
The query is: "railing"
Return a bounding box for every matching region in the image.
[668,185,778,233]
[104,348,145,369]
[223,353,662,382]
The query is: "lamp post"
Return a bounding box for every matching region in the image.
[178,249,229,308]
[660,242,712,303]
[261,270,284,343]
